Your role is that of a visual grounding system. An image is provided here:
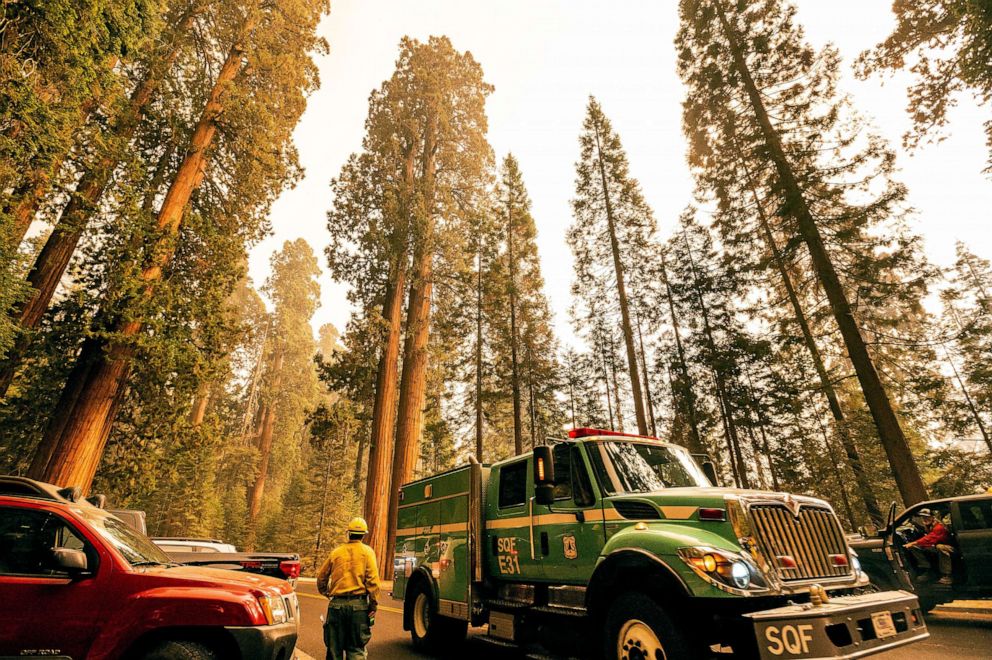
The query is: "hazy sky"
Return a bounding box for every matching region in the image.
[247,1,991,345]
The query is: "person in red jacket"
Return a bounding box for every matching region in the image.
[905,509,954,585]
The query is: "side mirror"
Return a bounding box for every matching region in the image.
[701,460,720,487]
[52,548,88,575]
[533,446,555,506]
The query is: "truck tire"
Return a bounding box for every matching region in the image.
[603,592,692,660]
[407,581,468,651]
[140,640,217,660]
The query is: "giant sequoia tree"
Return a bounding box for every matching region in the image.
[327,36,492,573]
[677,0,930,505]
[0,1,213,398]
[24,0,328,490]
[244,240,321,551]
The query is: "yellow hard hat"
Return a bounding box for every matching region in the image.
[347,517,369,535]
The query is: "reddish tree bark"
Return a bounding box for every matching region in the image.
[362,148,414,573]
[362,253,407,570]
[27,34,248,491]
[0,7,199,398]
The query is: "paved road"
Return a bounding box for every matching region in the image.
[294,581,991,659]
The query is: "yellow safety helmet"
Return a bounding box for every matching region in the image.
[347,517,369,535]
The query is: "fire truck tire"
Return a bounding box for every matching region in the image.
[603,592,692,660]
[407,581,467,651]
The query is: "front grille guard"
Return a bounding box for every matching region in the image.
[726,494,860,595]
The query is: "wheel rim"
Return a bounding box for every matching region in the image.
[618,619,666,660]
[413,592,430,638]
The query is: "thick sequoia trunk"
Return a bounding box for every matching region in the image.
[591,119,648,436]
[475,239,484,461]
[26,36,247,491]
[362,253,407,569]
[245,346,283,552]
[385,245,433,578]
[8,176,54,246]
[714,0,927,505]
[0,13,197,398]
[189,389,210,426]
[383,120,439,578]
[243,403,274,552]
[362,146,414,572]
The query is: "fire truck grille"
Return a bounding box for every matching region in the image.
[748,504,851,582]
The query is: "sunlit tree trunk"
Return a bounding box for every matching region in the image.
[362,251,407,569]
[474,235,484,461]
[384,117,438,579]
[0,7,198,397]
[26,33,249,491]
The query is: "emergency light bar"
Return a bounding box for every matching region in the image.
[567,427,661,441]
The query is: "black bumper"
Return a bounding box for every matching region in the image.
[743,590,928,659]
[226,622,298,660]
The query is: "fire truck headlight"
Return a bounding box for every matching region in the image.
[730,560,750,589]
[678,546,767,594]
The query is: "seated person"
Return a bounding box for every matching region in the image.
[904,508,954,585]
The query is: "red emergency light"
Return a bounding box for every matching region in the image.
[567,427,661,441]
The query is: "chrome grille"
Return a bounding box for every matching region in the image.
[748,504,851,581]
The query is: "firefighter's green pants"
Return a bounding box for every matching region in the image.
[324,596,372,660]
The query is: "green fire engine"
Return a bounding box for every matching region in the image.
[391,428,929,659]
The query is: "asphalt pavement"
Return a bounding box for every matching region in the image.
[293,579,992,660]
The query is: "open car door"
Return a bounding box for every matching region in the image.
[952,498,992,587]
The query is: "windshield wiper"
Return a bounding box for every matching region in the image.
[130,560,172,567]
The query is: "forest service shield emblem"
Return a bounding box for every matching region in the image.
[563,534,578,560]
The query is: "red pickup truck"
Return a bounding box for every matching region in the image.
[0,479,298,659]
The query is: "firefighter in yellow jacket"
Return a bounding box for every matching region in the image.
[316,517,381,660]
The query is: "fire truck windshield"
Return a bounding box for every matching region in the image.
[588,441,711,494]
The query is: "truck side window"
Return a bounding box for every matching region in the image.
[571,446,595,507]
[0,507,88,577]
[499,461,527,509]
[552,444,573,500]
[551,444,596,507]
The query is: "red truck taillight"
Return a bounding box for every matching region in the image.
[279,560,301,580]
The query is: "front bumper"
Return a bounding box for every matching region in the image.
[744,590,927,659]
[226,622,298,660]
